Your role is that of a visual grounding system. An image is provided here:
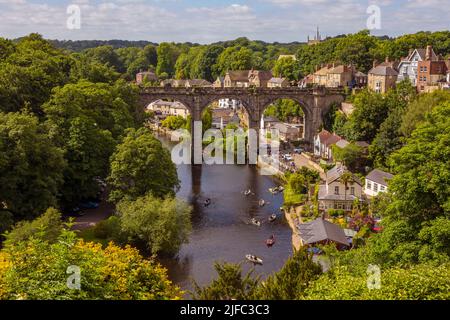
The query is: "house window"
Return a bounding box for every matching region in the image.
[424,66,428,72]
[367,181,372,190]
[423,76,427,82]
[334,186,340,195]
[351,187,355,196]
[380,185,386,192]
[374,183,379,192]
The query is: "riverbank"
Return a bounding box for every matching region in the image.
[284,206,303,251]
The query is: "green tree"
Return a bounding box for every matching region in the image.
[387,101,450,225]
[3,208,63,246]
[0,112,65,220]
[161,115,187,130]
[369,108,404,170]
[256,249,322,300]
[108,128,179,202]
[331,143,364,170]
[400,90,450,137]
[193,263,259,300]
[156,43,178,77]
[117,194,192,256]
[0,227,182,300]
[344,89,389,142]
[273,57,301,81]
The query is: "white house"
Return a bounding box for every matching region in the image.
[364,169,394,197]
[146,100,189,119]
[318,164,364,212]
[397,46,437,86]
[314,129,342,160]
[218,98,241,110]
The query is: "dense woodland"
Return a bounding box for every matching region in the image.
[0,31,449,299]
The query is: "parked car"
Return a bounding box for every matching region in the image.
[294,148,303,154]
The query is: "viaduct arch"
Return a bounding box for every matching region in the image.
[139,87,345,144]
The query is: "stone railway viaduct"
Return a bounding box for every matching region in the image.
[139,87,346,144]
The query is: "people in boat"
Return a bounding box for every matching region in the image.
[259,199,266,207]
[251,218,261,226]
[204,198,211,207]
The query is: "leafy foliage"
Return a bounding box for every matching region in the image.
[117,194,192,256]
[0,228,182,300]
[108,128,179,202]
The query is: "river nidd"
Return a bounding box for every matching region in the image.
[158,134,293,295]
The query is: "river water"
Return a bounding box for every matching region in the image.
[157,134,293,295]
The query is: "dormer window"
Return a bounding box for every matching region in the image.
[334,186,340,195]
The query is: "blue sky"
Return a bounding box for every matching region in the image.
[0,0,448,43]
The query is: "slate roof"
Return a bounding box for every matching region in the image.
[325,164,362,185]
[366,169,393,186]
[335,139,350,149]
[227,70,251,82]
[268,77,287,84]
[297,218,350,247]
[368,66,399,76]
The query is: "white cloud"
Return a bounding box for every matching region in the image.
[0,0,447,43]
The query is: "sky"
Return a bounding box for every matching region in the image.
[0,0,448,43]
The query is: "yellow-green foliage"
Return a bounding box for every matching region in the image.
[0,229,182,300]
[304,263,450,300]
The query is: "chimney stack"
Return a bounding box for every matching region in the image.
[385,56,389,63]
[373,60,377,68]
[426,45,433,61]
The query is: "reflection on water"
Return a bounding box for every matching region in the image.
[157,134,293,296]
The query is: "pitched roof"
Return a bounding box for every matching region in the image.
[297,218,350,247]
[328,65,352,74]
[317,129,332,143]
[335,139,350,149]
[314,66,332,75]
[326,164,362,185]
[226,70,251,82]
[366,169,394,186]
[405,48,438,62]
[268,77,287,84]
[186,79,212,87]
[324,134,342,147]
[369,65,399,76]
[250,70,273,81]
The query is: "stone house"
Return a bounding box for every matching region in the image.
[368,63,399,93]
[136,71,157,85]
[248,70,273,87]
[326,65,354,88]
[185,79,212,88]
[213,77,224,88]
[224,71,251,88]
[313,65,332,86]
[272,122,304,142]
[318,164,364,212]
[364,169,393,197]
[146,100,189,119]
